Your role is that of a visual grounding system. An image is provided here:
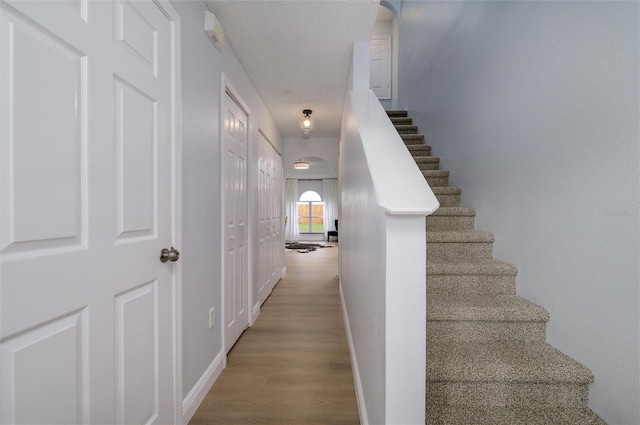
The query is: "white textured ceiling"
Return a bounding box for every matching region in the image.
[206,1,379,138]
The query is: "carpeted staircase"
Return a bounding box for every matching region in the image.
[387,110,606,425]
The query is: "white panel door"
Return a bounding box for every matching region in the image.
[0,1,176,424]
[223,92,248,352]
[267,144,282,294]
[370,36,391,99]
[257,136,282,305]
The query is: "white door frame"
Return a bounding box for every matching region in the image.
[220,74,254,354]
[155,1,183,423]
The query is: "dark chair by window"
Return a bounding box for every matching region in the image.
[328,219,338,242]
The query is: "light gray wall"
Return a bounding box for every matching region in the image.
[373,20,392,37]
[170,0,283,405]
[398,2,639,423]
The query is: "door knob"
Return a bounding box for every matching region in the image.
[160,247,180,263]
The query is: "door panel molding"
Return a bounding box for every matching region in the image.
[220,74,251,354]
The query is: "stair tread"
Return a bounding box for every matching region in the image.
[427,258,518,275]
[395,125,419,134]
[413,156,440,162]
[431,207,476,217]
[422,170,450,176]
[427,294,550,322]
[431,186,462,195]
[427,231,495,243]
[427,341,594,384]
[390,117,412,125]
[426,406,606,425]
[386,110,407,117]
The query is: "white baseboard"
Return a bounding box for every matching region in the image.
[339,282,367,425]
[281,266,287,279]
[182,348,225,423]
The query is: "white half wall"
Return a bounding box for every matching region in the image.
[339,87,438,424]
[398,2,639,423]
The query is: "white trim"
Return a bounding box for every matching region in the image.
[181,349,225,424]
[151,1,182,423]
[281,266,287,279]
[339,282,368,425]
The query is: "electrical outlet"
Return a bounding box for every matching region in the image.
[209,308,216,329]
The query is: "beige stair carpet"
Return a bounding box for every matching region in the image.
[387,110,606,425]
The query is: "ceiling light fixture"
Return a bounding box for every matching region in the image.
[299,109,314,137]
[294,159,310,170]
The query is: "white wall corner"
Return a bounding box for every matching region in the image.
[182,348,225,424]
[352,41,371,92]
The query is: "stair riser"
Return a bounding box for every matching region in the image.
[427,321,547,343]
[426,382,591,408]
[433,193,461,207]
[402,136,424,145]
[407,146,431,155]
[396,125,418,134]
[425,175,449,187]
[428,242,493,260]
[386,110,408,117]
[427,274,516,295]
[427,215,474,231]
[418,162,440,171]
[391,117,412,125]
[426,406,606,425]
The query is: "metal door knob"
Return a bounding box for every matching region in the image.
[160,247,180,263]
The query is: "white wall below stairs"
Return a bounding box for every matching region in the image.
[397,2,639,424]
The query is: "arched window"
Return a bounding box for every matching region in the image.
[297,191,324,233]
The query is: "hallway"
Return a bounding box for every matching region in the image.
[189,244,360,424]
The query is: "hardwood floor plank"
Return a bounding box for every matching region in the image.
[189,245,359,425]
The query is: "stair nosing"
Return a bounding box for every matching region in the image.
[427,341,595,384]
[430,207,476,217]
[427,230,495,243]
[427,294,550,322]
[427,258,518,275]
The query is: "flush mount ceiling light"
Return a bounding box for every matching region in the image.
[294,159,310,170]
[299,109,315,137]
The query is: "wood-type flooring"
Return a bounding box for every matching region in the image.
[189,244,360,425]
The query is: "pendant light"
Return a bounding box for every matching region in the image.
[298,109,314,137]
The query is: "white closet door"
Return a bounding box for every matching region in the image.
[223,92,249,352]
[257,135,282,306]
